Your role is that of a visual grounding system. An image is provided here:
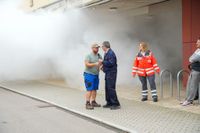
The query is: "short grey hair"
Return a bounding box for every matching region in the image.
[102,41,111,48]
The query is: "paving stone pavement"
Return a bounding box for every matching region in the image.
[0,81,200,133]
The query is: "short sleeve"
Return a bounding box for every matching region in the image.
[85,55,90,62]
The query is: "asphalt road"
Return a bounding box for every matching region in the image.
[0,88,118,133]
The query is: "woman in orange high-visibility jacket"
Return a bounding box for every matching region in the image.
[132,42,160,102]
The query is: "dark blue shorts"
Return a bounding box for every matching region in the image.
[84,72,99,91]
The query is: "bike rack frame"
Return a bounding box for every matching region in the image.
[159,69,173,98]
[199,83,200,104]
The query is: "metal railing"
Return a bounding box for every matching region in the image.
[177,69,190,101]
[159,69,173,98]
[199,83,200,104]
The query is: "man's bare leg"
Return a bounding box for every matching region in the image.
[91,90,101,107]
[86,91,94,109]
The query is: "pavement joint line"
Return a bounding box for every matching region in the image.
[0,86,135,133]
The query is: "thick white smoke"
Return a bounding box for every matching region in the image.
[0,0,182,89]
[0,1,83,83]
[0,1,140,89]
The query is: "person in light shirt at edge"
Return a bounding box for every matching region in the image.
[181,37,200,106]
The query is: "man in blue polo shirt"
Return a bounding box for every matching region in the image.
[84,43,102,110]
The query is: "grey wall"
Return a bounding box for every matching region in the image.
[81,0,182,86]
[129,0,182,73]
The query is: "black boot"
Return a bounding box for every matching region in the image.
[141,97,148,101]
[153,97,158,102]
[194,91,199,100]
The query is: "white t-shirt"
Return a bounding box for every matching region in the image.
[189,48,200,63]
[141,52,146,56]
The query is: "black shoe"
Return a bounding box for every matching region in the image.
[141,97,148,101]
[153,97,158,102]
[103,104,111,108]
[194,95,199,100]
[110,105,120,110]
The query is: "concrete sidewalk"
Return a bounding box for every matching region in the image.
[0,81,200,133]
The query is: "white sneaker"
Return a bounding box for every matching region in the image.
[181,101,192,106]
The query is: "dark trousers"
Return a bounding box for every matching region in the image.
[194,90,199,100]
[105,71,120,106]
[139,74,157,98]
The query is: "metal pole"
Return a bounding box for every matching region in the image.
[199,83,200,104]
[170,72,173,97]
[160,69,173,99]
[159,74,163,98]
[177,71,181,101]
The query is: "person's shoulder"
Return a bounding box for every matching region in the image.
[109,49,115,54]
[196,49,200,55]
[109,49,117,58]
[85,53,90,57]
[148,50,154,56]
[87,52,94,56]
[137,51,141,56]
[85,53,92,60]
[147,50,151,53]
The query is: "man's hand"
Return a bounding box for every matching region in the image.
[132,74,136,78]
[98,59,103,65]
[85,61,99,67]
[100,65,103,71]
[94,62,99,66]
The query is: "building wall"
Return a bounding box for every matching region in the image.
[21,0,60,11]
[127,0,182,73]
[21,0,183,73]
[149,0,182,72]
[182,0,200,70]
[21,0,98,11]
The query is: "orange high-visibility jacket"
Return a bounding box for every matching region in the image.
[132,50,160,76]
